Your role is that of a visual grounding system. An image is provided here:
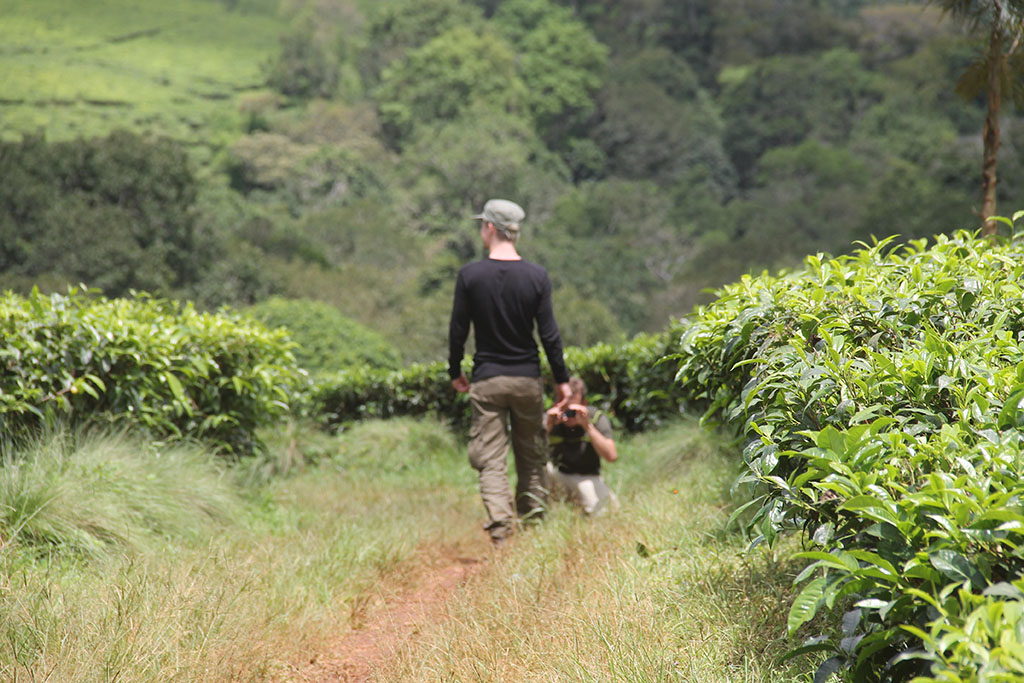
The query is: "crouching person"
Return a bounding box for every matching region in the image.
[545,376,620,516]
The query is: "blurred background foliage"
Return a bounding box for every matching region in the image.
[1,0,1021,365]
[244,296,402,372]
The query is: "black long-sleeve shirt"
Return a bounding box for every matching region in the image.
[448,258,569,384]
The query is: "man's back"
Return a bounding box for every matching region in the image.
[448,258,566,383]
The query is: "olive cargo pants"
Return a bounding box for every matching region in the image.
[468,375,548,541]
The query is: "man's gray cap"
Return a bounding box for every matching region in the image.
[472,198,525,231]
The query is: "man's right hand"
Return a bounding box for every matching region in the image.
[451,374,470,393]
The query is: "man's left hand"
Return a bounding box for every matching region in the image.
[554,382,572,410]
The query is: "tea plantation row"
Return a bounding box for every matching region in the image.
[0,287,300,454]
[0,287,688,453]
[674,220,1024,681]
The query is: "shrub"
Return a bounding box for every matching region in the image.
[264,16,339,98]
[0,287,302,453]
[244,296,401,374]
[310,362,469,432]
[0,131,198,296]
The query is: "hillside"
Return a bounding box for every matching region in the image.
[2,0,1023,366]
[0,0,283,163]
[5,3,1024,680]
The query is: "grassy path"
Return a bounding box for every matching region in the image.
[0,419,816,681]
[282,419,815,682]
[295,545,487,681]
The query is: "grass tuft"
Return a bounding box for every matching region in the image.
[0,418,482,681]
[0,428,238,560]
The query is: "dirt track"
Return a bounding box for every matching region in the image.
[294,543,488,682]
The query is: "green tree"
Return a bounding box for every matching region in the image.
[360,0,484,86]
[0,131,197,296]
[671,141,874,300]
[225,131,386,212]
[560,0,851,78]
[848,99,979,241]
[264,16,340,98]
[856,156,976,244]
[709,0,856,68]
[492,0,608,144]
[925,0,1024,233]
[594,49,735,193]
[374,25,527,147]
[551,287,624,348]
[856,4,954,68]
[553,0,713,75]
[534,179,686,332]
[997,115,1024,209]
[295,199,425,269]
[719,49,882,187]
[850,96,972,169]
[266,0,367,99]
[188,240,280,309]
[746,140,872,258]
[396,104,569,234]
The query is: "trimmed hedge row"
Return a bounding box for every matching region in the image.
[672,223,1024,681]
[309,325,689,433]
[0,288,302,453]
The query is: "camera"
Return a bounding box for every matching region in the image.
[562,408,577,418]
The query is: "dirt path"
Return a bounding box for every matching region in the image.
[293,543,489,682]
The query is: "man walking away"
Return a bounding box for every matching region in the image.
[448,198,571,547]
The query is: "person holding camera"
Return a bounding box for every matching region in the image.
[448,198,572,548]
[545,376,619,516]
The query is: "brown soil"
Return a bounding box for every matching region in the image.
[291,541,490,682]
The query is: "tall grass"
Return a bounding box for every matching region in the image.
[0,428,239,559]
[0,419,482,681]
[0,418,817,681]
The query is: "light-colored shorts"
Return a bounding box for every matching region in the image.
[546,462,619,516]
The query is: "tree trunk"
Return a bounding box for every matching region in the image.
[981,24,1002,236]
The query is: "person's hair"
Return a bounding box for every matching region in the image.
[569,376,586,400]
[495,224,519,243]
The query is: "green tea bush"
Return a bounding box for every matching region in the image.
[311,361,468,431]
[671,217,1024,681]
[309,325,689,433]
[0,288,302,453]
[564,329,689,432]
